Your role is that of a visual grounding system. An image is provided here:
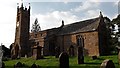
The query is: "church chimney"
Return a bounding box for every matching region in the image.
[62,20,64,26]
[99,11,103,18]
[99,11,104,24]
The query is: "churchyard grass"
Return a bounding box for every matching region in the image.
[4,55,120,68]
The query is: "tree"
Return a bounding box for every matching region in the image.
[0,44,11,58]
[31,18,41,33]
[107,14,120,54]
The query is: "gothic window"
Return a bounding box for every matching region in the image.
[76,35,84,47]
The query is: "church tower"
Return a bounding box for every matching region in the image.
[11,3,30,58]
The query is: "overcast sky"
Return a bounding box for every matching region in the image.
[0,0,119,48]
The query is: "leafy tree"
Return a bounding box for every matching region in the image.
[0,44,11,58]
[107,14,120,54]
[31,18,41,33]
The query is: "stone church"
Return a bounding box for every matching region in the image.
[11,3,110,59]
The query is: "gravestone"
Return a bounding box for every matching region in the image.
[69,45,74,57]
[100,59,115,68]
[1,62,5,68]
[14,62,23,68]
[25,54,27,58]
[55,46,60,58]
[31,63,38,68]
[78,46,84,64]
[32,45,43,60]
[92,56,97,60]
[59,52,69,68]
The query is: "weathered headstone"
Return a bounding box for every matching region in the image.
[78,46,84,64]
[92,56,97,60]
[14,62,23,68]
[100,59,115,68]
[1,62,5,68]
[32,45,43,60]
[25,54,27,58]
[69,45,74,57]
[31,63,38,68]
[55,46,60,58]
[59,52,69,68]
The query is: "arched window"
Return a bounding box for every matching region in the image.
[76,35,84,47]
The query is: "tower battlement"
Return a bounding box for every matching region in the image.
[11,2,31,59]
[17,3,30,14]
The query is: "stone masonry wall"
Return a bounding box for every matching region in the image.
[61,31,99,56]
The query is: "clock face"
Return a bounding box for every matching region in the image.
[17,21,19,27]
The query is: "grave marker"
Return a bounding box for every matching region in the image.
[31,63,38,68]
[78,46,84,64]
[59,52,69,68]
[14,62,23,68]
[1,62,5,68]
[100,59,115,68]
[92,56,97,60]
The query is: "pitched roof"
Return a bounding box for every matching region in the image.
[58,17,101,35]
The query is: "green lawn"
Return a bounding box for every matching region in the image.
[4,55,120,68]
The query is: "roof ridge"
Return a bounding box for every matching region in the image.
[63,17,100,27]
[58,17,101,35]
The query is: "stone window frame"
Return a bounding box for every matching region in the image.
[76,35,84,47]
